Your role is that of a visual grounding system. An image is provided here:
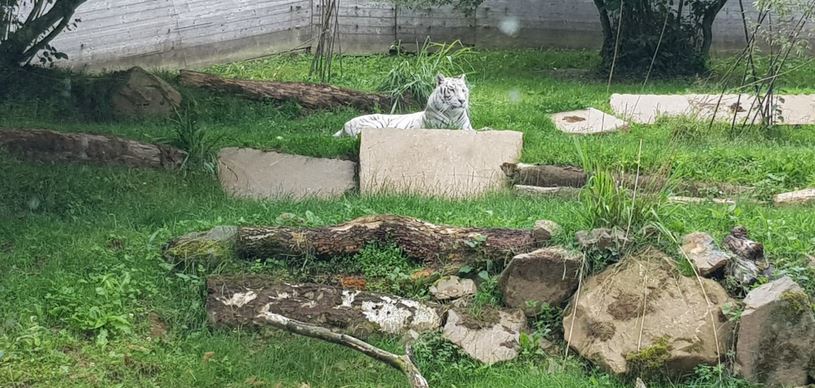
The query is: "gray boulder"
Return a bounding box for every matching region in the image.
[532,220,562,245]
[680,232,731,277]
[735,276,815,387]
[498,247,582,316]
[429,276,476,301]
[110,66,181,120]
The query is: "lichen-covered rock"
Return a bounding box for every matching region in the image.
[532,220,562,245]
[109,66,181,120]
[680,232,731,277]
[442,308,525,365]
[207,275,441,338]
[162,226,237,268]
[563,249,733,377]
[429,276,476,301]
[735,276,815,387]
[575,228,628,253]
[498,247,582,316]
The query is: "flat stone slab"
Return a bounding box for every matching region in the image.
[774,188,815,206]
[217,147,356,200]
[359,128,523,198]
[611,93,815,125]
[551,108,628,134]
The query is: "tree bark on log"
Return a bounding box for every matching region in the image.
[178,70,396,111]
[207,276,429,388]
[0,128,187,169]
[501,163,754,197]
[235,215,539,266]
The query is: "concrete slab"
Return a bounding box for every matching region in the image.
[359,128,523,199]
[217,147,356,200]
[611,93,815,125]
[551,108,628,134]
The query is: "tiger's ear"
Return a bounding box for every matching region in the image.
[436,74,446,85]
[459,74,466,81]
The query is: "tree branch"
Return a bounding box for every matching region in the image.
[256,310,428,388]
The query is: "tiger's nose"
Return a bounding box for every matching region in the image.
[458,99,466,105]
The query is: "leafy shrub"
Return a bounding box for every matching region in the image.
[378,39,472,112]
[45,271,140,346]
[355,242,425,297]
[412,331,480,382]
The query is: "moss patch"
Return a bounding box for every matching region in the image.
[163,236,234,269]
[781,290,812,318]
[625,336,672,377]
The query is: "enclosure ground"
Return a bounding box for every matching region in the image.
[1,49,814,387]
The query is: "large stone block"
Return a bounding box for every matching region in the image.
[217,147,356,200]
[359,128,523,198]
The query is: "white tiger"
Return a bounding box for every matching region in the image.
[333,74,474,137]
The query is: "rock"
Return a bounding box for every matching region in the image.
[207,276,441,338]
[109,66,181,120]
[551,108,628,135]
[735,276,815,387]
[498,247,582,316]
[162,226,238,268]
[680,232,731,277]
[575,228,628,253]
[513,185,581,199]
[808,254,815,269]
[532,220,562,245]
[359,128,523,199]
[726,256,760,292]
[442,308,525,365]
[774,188,815,206]
[538,337,559,354]
[217,147,356,200]
[563,249,733,376]
[722,226,764,262]
[429,276,476,301]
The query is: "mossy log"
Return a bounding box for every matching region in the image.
[0,128,186,169]
[178,70,395,111]
[235,215,539,266]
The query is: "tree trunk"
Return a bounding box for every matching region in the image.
[178,70,396,111]
[235,214,539,266]
[701,0,729,57]
[0,0,87,65]
[0,128,187,169]
[208,275,430,388]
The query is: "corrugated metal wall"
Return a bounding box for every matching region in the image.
[50,0,809,70]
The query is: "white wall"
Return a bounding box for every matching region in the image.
[50,0,808,70]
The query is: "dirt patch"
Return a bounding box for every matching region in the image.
[562,115,586,123]
[607,292,643,321]
[588,320,615,341]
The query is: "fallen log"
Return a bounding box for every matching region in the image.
[501,162,754,197]
[208,275,429,388]
[0,128,186,169]
[178,70,396,111]
[207,275,441,337]
[235,214,539,266]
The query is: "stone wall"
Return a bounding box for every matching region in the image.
[51,0,808,70]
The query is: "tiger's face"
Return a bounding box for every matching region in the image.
[435,74,469,110]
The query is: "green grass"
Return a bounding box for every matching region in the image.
[2,48,814,387]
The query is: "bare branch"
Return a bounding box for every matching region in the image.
[256,310,428,388]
